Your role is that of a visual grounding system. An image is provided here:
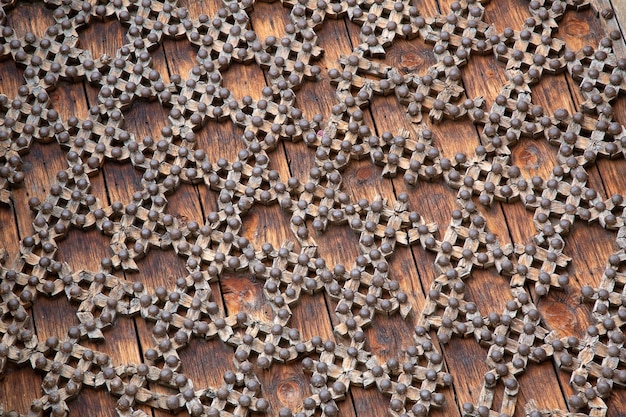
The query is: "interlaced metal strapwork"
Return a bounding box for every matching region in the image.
[1,0,625,416]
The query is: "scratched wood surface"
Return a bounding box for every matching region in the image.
[0,0,625,417]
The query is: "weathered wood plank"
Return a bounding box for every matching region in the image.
[609,0,626,44]
[172,5,356,415]
[427,1,572,414]
[0,361,42,415]
[3,2,55,39]
[557,5,626,415]
[336,7,465,416]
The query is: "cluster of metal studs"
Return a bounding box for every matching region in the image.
[1,0,626,416]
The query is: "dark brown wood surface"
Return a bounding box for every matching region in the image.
[1,1,625,417]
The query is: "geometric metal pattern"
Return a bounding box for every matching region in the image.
[0,0,625,416]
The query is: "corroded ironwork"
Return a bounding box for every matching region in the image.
[1,0,625,416]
